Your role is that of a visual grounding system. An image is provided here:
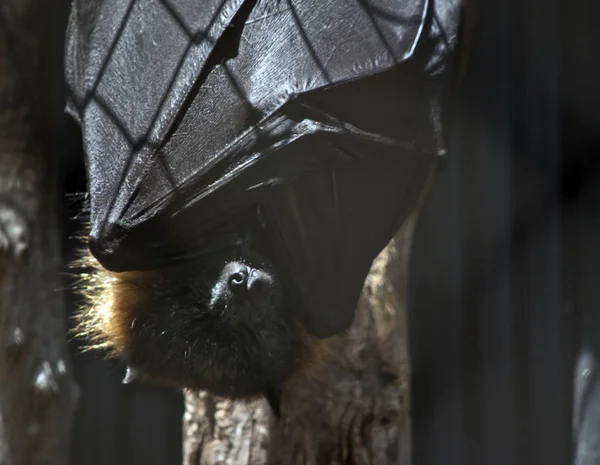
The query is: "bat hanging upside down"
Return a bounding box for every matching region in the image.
[74,226,332,417]
[65,0,463,417]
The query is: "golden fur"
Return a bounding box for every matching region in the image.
[71,235,339,394]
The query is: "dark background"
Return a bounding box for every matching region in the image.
[408,0,600,464]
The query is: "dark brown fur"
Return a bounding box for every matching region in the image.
[72,238,338,405]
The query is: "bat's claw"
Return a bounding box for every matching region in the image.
[0,197,29,259]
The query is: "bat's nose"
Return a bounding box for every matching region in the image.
[246,268,273,294]
[225,263,273,297]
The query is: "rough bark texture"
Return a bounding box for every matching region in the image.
[184,217,416,465]
[0,1,78,464]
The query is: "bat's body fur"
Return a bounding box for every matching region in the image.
[72,237,336,415]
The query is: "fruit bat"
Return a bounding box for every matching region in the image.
[65,0,463,415]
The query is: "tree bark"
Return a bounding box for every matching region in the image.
[183,216,417,465]
[0,1,78,464]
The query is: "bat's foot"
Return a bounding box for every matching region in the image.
[0,197,29,258]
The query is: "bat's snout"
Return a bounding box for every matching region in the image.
[226,263,274,298]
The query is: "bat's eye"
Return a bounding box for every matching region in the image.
[228,271,248,289]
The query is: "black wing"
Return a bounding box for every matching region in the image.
[65,0,462,336]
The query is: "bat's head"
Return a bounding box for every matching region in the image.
[73,240,331,411]
[208,260,281,317]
